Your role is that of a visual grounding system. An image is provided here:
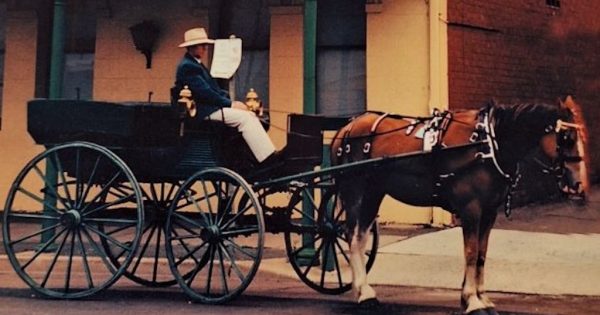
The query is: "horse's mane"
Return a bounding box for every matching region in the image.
[490,100,561,136]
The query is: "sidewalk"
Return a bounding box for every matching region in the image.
[258,186,600,297]
[260,226,600,297]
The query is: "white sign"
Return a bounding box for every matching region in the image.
[210,38,242,79]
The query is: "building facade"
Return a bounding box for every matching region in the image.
[0,0,597,225]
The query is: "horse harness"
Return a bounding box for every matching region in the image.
[335,107,583,218]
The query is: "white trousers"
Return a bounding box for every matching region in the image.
[206,108,276,162]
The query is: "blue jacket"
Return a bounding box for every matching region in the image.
[174,53,231,118]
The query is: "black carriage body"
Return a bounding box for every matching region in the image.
[27,99,242,181]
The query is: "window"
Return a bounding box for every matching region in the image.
[546,0,560,8]
[63,54,94,100]
[62,0,96,99]
[317,0,366,116]
[212,0,270,107]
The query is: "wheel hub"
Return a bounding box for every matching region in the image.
[323,222,338,240]
[60,210,82,228]
[205,225,221,244]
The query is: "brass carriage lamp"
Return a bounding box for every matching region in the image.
[245,88,263,117]
[129,20,160,69]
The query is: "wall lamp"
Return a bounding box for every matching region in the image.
[129,20,160,69]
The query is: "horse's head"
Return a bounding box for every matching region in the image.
[539,96,589,202]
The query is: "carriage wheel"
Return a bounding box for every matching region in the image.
[284,184,379,295]
[2,142,144,299]
[102,182,187,287]
[165,167,264,304]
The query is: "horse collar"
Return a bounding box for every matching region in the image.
[470,107,512,181]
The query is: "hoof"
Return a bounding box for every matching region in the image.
[484,308,499,315]
[466,309,489,315]
[358,297,380,309]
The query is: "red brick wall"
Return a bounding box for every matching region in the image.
[448,0,600,182]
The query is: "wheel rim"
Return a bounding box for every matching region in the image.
[165,167,264,304]
[2,142,143,299]
[284,184,379,294]
[102,182,184,287]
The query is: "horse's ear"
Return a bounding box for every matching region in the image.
[563,95,575,108]
[558,96,567,110]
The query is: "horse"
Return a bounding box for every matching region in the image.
[330,96,588,315]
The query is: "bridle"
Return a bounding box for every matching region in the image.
[534,118,584,189]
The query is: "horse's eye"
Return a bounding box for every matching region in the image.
[559,133,575,147]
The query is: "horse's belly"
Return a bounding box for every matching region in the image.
[384,173,437,207]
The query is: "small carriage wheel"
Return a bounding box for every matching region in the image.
[165,167,264,304]
[284,184,379,295]
[2,142,144,299]
[102,181,193,287]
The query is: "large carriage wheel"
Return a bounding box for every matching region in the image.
[102,182,185,287]
[284,183,379,294]
[165,167,264,304]
[2,142,144,299]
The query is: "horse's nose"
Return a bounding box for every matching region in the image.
[561,181,581,194]
[563,181,586,204]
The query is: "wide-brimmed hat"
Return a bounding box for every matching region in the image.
[178,27,215,47]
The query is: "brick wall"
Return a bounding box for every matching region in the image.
[448,0,600,186]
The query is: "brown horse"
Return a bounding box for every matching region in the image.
[330,96,588,314]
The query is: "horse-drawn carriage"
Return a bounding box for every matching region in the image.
[2,95,588,314]
[2,98,378,303]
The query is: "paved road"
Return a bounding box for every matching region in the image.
[1,258,599,315]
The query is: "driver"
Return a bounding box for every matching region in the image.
[174,27,282,168]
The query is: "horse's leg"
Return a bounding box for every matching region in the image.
[460,200,488,314]
[476,208,499,313]
[343,186,382,306]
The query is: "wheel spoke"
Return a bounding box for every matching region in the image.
[81,226,117,274]
[331,241,344,289]
[290,234,323,257]
[200,180,214,225]
[174,240,209,267]
[216,243,229,295]
[65,230,77,293]
[51,152,74,209]
[301,240,326,278]
[82,192,135,218]
[130,224,157,275]
[16,187,63,215]
[320,242,330,289]
[205,245,216,295]
[76,229,95,289]
[85,224,131,252]
[85,218,138,225]
[171,224,201,265]
[221,203,254,230]
[218,243,245,282]
[21,227,68,270]
[334,239,351,264]
[77,155,102,209]
[185,189,213,227]
[8,222,62,246]
[40,230,70,288]
[32,165,70,210]
[173,212,207,230]
[220,226,259,238]
[79,170,123,214]
[289,204,316,223]
[217,185,239,226]
[152,226,163,282]
[222,239,257,260]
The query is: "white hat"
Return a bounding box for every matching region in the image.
[178,27,215,47]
